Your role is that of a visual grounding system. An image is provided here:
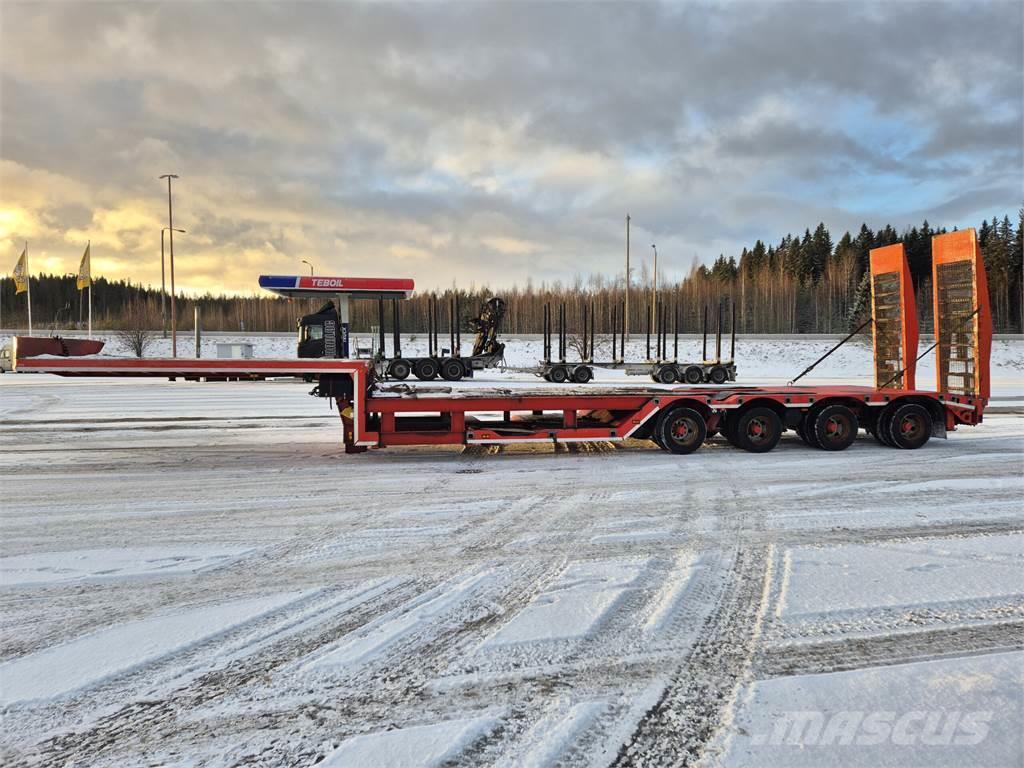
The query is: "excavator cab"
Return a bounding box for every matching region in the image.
[297,301,342,359]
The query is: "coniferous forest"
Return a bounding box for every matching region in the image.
[3,213,1021,336]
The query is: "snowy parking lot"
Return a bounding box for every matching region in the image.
[1,341,1022,767]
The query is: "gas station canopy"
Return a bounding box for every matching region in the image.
[259,275,415,300]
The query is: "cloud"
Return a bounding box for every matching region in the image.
[0,1,1020,295]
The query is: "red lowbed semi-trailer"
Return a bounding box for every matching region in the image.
[14,231,992,457]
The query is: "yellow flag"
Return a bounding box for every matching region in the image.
[77,243,91,290]
[12,248,28,294]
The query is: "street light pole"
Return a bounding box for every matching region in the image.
[651,243,658,331]
[160,229,166,338]
[161,227,186,338]
[625,214,631,342]
[160,174,179,356]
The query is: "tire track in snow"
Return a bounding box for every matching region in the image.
[24,495,566,767]
[767,595,1024,644]
[22,577,427,768]
[611,542,774,768]
[755,620,1024,678]
[223,556,571,767]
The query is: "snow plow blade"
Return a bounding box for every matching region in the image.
[932,229,992,401]
[869,243,918,390]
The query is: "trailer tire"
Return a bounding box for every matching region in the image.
[796,416,821,448]
[734,407,782,453]
[440,358,465,381]
[795,419,808,444]
[709,366,728,384]
[813,404,858,451]
[873,405,897,447]
[572,365,593,384]
[888,403,932,449]
[414,359,439,380]
[655,366,678,384]
[684,366,704,384]
[549,365,569,384]
[388,359,412,380]
[656,407,707,455]
[722,413,741,447]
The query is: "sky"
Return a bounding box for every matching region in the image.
[1,1,1021,296]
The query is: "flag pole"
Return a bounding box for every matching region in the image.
[25,241,32,336]
[87,241,92,338]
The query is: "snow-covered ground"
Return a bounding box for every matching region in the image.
[1,339,1022,767]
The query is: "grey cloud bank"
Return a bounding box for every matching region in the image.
[1,1,1020,293]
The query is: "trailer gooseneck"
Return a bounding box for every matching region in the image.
[15,231,992,459]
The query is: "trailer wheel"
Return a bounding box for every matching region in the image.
[414,359,439,380]
[440,358,465,381]
[709,366,728,384]
[796,416,821,448]
[656,366,678,384]
[388,358,412,380]
[656,407,707,455]
[684,366,704,384]
[549,365,569,383]
[734,407,782,453]
[722,413,741,447]
[572,365,593,384]
[813,404,858,451]
[873,405,897,447]
[794,421,819,450]
[888,403,932,449]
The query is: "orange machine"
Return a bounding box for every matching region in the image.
[869,243,919,390]
[932,229,992,401]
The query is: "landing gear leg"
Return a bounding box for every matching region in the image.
[338,399,367,454]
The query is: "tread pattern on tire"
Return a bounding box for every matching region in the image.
[873,405,897,447]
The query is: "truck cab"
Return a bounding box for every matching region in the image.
[297,302,342,359]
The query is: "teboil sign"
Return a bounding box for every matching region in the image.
[257,275,415,297]
[305,277,345,289]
